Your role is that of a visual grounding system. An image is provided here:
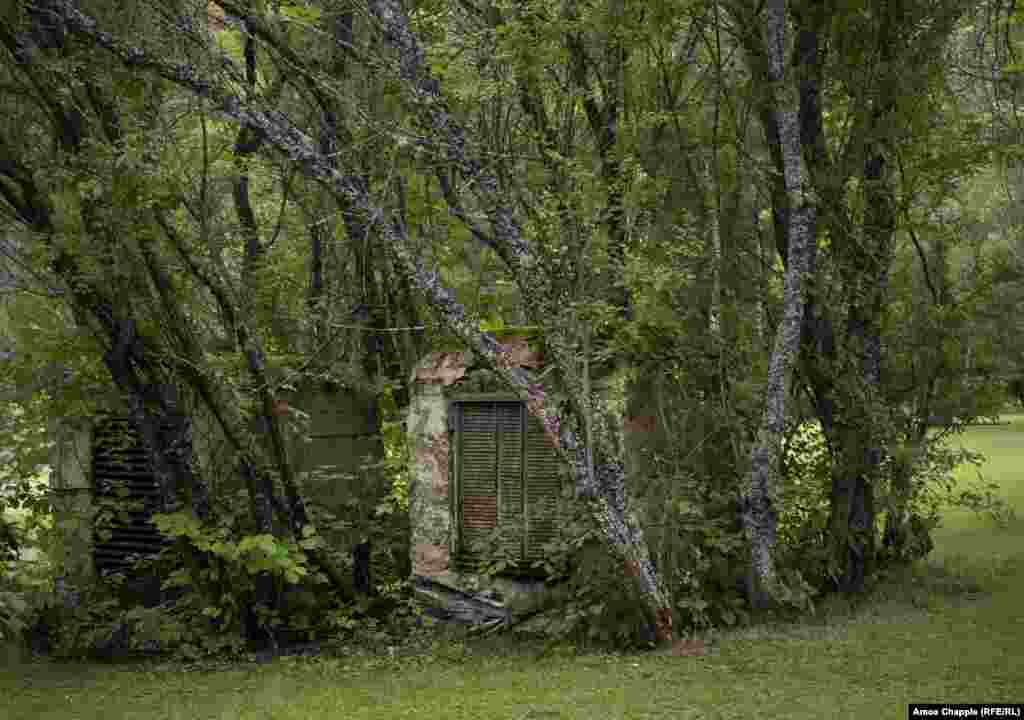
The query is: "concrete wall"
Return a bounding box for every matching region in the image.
[47,382,383,592]
[48,417,95,590]
[287,384,384,553]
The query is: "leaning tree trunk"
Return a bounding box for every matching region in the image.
[75,0,675,643]
[0,8,210,522]
[739,0,818,609]
[62,0,676,645]
[156,207,355,600]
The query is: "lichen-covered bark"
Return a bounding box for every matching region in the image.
[362,9,665,640]
[56,0,674,643]
[740,0,817,607]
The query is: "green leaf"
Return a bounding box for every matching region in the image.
[279,1,322,24]
[299,535,324,550]
[479,315,505,333]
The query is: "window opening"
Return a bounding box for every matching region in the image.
[454,401,562,573]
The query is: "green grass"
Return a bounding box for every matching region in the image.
[3,418,1022,720]
[931,412,1024,562]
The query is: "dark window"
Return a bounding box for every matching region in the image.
[454,401,562,572]
[92,417,166,575]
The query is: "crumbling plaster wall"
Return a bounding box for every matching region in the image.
[405,337,670,626]
[48,417,95,591]
[406,338,560,625]
[407,378,453,581]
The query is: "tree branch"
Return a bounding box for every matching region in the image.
[59,0,674,644]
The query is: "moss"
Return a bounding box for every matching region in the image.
[492,326,542,343]
[450,370,510,395]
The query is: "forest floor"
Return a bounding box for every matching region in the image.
[2,416,1022,719]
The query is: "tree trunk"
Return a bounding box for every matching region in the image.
[826,2,899,594]
[0,11,210,523]
[156,199,355,601]
[829,149,893,593]
[739,0,818,608]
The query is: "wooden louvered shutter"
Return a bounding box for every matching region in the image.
[457,403,499,567]
[524,413,562,561]
[92,417,166,575]
[496,403,525,559]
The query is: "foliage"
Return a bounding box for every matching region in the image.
[35,504,417,662]
[506,457,749,645]
[463,486,656,648]
[0,585,28,644]
[143,510,327,657]
[774,421,835,583]
[3,0,1024,655]
[777,422,832,535]
[532,528,660,650]
[0,540,52,646]
[468,525,531,578]
[0,403,54,647]
[0,402,54,527]
[0,539,51,646]
[893,438,1018,531]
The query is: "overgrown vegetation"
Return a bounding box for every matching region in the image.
[2,435,1021,719]
[3,0,1024,658]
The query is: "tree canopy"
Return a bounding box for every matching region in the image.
[1,0,1022,651]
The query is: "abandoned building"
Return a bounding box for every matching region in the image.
[405,335,667,627]
[47,377,382,596]
[45,334,665,629]
[405,336,566,627]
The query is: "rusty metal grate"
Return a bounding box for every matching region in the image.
[91,417,166,575]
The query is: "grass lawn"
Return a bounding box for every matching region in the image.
[2,419,1022,720]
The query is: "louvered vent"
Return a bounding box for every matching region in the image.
[524,412,561,562]
[455,401,563,572]
[92,417,166,575]
[457,403,499,567]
